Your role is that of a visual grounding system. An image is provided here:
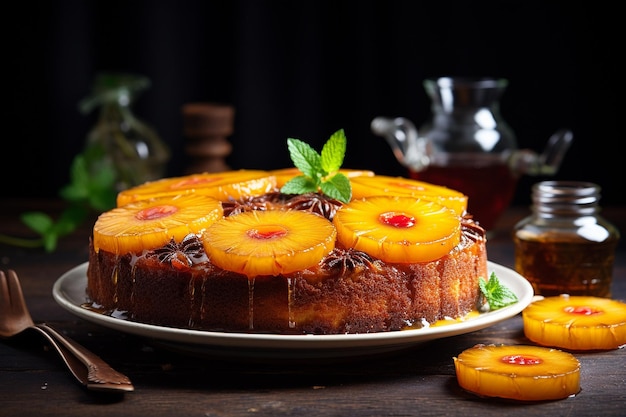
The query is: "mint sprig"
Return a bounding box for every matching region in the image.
[478,272,519,310]
[0,149,116,253]
[280,129,352,203]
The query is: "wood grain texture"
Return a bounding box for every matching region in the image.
[1,199,625,416]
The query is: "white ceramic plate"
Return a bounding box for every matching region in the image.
[53,262,533,360]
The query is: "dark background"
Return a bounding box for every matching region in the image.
[4,0,623,207]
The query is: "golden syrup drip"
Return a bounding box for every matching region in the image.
[81,302,109,314]
[80,300,128,320]
[432,310,480,327]
[287,277,295,328]
[403,310,480,330]
[111,262,119,304]
[248,277,255,330]
[199,276,208,325]
[187,277,196,328]
[130,261,137,304]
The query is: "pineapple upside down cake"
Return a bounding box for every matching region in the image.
[86,132,489,335]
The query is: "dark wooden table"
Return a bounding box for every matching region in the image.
[1,199,624,417]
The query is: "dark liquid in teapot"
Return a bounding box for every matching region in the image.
[409,158,517,231]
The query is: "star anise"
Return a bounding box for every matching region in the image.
[222,192,286,216]
[323,247,377,275]
[151,234,206,270]
[284,193,342,220]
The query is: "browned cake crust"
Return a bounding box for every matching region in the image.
[86,202,487,335]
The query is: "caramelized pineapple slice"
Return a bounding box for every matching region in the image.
[116,170,276,206]
[93,194,223,254]
[202,210,336,277]
[523,295,626,350]
[454,344,580,401]
[333,196,461,263]
[271,167,375,188]
[350,175,468,216]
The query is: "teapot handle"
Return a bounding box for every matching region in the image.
[509,129,574,176]
[371,117,431,172]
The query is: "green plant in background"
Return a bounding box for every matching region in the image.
[0,72,169,253]
[79,72,170,192]
[0,148,117,252]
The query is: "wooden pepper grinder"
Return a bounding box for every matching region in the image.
[182,102,235,173]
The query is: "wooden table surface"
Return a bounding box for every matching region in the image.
[1,199,625,417]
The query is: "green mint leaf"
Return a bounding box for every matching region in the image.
[479,272,518,310]
[21,212,54,235]
[320,129,346,174]
[8,143,119,253]
[42,233,59,253]
[90,163,117,190]
[320,173,352,203]
[287,138,322,179]
[282,130,352,203]
[87,174,117,211]
[60,151,117,212]
[281,175,319,195]
[60,184,86,201]
[69,154,90,188]
[89,190,117,212]
[58,205,88,232]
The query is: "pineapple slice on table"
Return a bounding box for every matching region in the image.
[454,344,580,401]
[332,195,461,263]
[523,295,626,350]
[349,175,468,216]
[202,210,336,277]
[271,167,375,188]
[93,194,223,254]
[116,170,276,206]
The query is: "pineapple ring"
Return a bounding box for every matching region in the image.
[202,210,336,277]
[349,175,468,216]
[93,194,224,254]
[523,295,626,350]
[454,344,581,401]
[333,196,461,263]
[116,170,276,206]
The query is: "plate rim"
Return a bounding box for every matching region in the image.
[52,261,533,351]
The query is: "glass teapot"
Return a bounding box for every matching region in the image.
[371,76,573,231]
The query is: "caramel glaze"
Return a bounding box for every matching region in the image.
[86,193,487,335]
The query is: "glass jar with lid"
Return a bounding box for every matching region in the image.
[513,181,620,297]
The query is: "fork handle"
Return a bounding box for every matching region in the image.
[32,324,134,392]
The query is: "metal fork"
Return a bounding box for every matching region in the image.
[0,269,134,392]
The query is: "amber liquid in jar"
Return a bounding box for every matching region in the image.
[513,181,620,298]
[514,234,619,297]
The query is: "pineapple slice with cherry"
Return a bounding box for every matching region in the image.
[93,194,223,254]
[202,210,336,277]
[116,170,276,206]
[349,175,468,216]
[332,195,461,263]
[523,295,626,350]
[454,344,581,401]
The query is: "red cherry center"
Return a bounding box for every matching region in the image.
[500,354,543,365]
[563,305,603,315]
[247,225,288,240]
[379,212,416,228]
[136,205,178,221]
